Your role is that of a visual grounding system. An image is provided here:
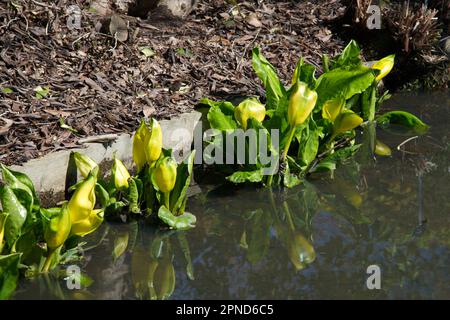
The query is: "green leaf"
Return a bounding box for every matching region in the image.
[332,40,361,69]
[313,144,362,173]
[283,162,302,188]
[1,88,13,94]
[0,253,21,300]
[5,168,39,202]
[226,169,264,184]
[95,182,111,208]
[292,57,317,89]
[361,83,377,121]
[59,118,78,133]
[298,120,320,167]
[0,185,27,247]
[34,86,49,99]
[157,206,196,230]
[245,209,271,264]
[177,233,194,280]
[139,46,155,57]
[128,178,140,214]
[377,111,429,135]
[207,104,237,131]
[0,164,35,213]
[252,48,286,109]
[170,151,196,215]
[315,65,375,108]
[113,232,129,260]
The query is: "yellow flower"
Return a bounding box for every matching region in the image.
[322,97,344,122]
[112,157,131,189]
[152,157,177,194]
[372,54,395,81]
[70,208,104,237]
[288,232,316,271]
[68,171,97,231]
[144,118,163,166]
[288,81,318,127]
[73,152,98,178]
[333,110,363,135]
[43,204,71,250]
[234,98,266,130]
[133,120,149,172]
[375,139,392,156]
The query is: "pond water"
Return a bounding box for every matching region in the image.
[14,91,450,300]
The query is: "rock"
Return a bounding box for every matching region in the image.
[127,0,197,18]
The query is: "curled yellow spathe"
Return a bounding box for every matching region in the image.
[288,81,318,127]
[73,152,98,178]
[112,157,131,189]
[152,157,177,194]
[372,54,395,81]
[234,98,266,130]
[333,110,363,135]
[132,120,148,173]
[144,118,163,166]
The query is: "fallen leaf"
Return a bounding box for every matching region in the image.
[143,105,155,118]
[245,13,262,28]
[109,15,128,42]
[0,117,13,135]
[44,109,72,117]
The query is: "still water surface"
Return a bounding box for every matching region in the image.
[14,91,450,299]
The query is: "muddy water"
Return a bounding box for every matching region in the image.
[14,91,450,299]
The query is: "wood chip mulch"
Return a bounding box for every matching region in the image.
[0,0,347,165]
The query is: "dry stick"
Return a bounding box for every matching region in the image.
[78,134,118,144]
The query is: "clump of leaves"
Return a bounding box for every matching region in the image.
[200,40,427,188]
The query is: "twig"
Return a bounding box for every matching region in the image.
[78,134,119,144]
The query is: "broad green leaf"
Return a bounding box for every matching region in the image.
[0,185,27,247]
[298,120,320,167]
[0,253,21,300]
[207,104,237,130]
[292,57,317,89]
[158,206,196,230]
[170,151,196,215]
[315,65,375,108]
[377,111,429,135]
[226,169,264,184]
[332,40,361,69]
[252,48,286,109]
[0,164,34,213]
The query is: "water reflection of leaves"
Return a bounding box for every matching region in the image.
[129,224,194,300]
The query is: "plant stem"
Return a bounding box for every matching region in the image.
[42,248,56,273]
[283,202,295,232]
[164,192,170,210]
[282,126,296,161]
[266,174,273,187]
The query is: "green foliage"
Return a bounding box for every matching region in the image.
[201,40,427,187]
